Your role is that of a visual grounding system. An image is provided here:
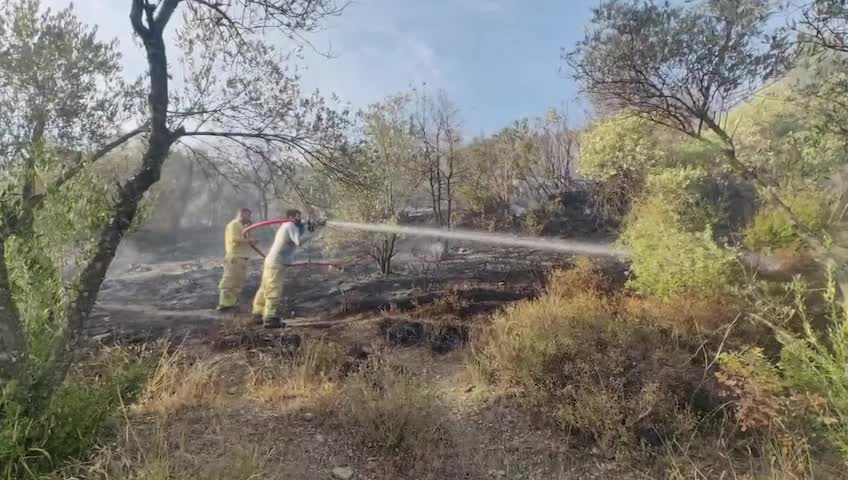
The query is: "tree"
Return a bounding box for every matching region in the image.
[0,0,348,394]
[794,1,848,141]
[525,108,578,201]
[565,0,820,236]
[325,95,422,275]
[412,88,463,229]
[0,0,138,384]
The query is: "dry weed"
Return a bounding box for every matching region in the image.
[136,349,224,415]
[328,358,455,473]
[470,259,713,453]
[247,336,345,404]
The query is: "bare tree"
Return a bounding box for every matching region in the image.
[522,108,579,202]
[412,88,463,230]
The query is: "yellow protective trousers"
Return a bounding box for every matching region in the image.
[218,257,249,308]
[252,263,286,320]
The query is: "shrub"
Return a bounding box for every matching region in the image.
[743,190,831,251]
[0,350,152,479]
[718,269,848,467]
[579,116,665,181]
[472,260,710,452]
[331,359,453,472]
[620,197,737,297]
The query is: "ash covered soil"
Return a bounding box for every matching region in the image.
[84,226,644,480]
[89,226,623,347]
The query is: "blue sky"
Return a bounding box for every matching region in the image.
[44,0,599,134]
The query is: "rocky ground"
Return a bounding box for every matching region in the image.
[82,226,643,480]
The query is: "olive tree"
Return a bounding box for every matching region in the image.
[564,0,819,234]
[1,0,349,394]
[0,0,141,385]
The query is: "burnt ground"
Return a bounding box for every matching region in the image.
[88,227,625,348]
[81,227,652,480]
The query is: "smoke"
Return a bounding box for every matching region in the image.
[326,221,628,257]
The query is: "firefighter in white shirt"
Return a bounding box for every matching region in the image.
[251,209,315,328]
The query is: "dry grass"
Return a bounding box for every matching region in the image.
[470,258,713,453]
[327,358,455,474]
[661,434,829,480]
[247,336,345,404]
[413,283,471,319]
[135,349,224,415]
[56,421,266,480]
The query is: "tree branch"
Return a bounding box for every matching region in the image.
[154,0,183,31]
[58,124,150,191]
[130,0,149,38]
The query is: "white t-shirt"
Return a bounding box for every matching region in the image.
[265,222,311,267]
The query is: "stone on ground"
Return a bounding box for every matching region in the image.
[331,466,354,479]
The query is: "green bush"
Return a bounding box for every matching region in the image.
[579,116,666,181]
[743,190,831,251]
[620,196,737,297]
[0,350,152,479]
[718,269,848,467]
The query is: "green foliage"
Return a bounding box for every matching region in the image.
[0,0,126,162]
[4,237,63,366]
[579,115,665,181]
[457,132,517,215]
[743,190,831,251]
[0,350,153,479]
[621,195,736,298]
[578,115,676,225]
[569,0,788,141]
[777,272,848,462]
[323,94,421,274]
[730,85,848,187]
[718,270,848,466]
[620,167,737,297]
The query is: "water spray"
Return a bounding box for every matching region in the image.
[328,221,628,257]
[242,218,628,258]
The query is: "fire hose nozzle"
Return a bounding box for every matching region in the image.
[305,217,327,232]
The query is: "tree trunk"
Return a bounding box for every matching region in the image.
[0,239,28,384]
[37,134,175,401]
[377,234,397,275]
[35,17,180,399]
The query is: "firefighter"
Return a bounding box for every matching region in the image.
[251,209,316,328]
[217,208,260,311]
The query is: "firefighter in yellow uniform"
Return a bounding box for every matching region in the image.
[217,208,259,311]
[252,209,314,328]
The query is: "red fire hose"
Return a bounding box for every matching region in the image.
[241,218,351,267]
[242,217,298,237]
[241,218,296,258]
